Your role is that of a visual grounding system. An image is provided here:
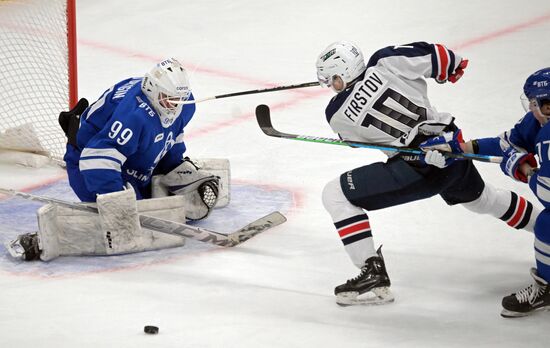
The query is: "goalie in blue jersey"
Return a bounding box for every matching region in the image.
[8,58,229,262]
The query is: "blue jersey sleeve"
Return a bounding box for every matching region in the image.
[79,97,146,196]
[366,42,462,83]
[475,113,540,156]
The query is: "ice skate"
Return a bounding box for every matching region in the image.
[5,232,41,261]
[335,246,394,306]
[501,268,550,318]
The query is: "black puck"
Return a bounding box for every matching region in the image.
[144,325,159,334]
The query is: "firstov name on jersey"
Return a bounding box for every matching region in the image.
[344,72,384,122]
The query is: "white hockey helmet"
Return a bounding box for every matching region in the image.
[316,41,366,92]
[141,58,191,128]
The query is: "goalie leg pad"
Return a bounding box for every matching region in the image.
[96,187,142,255]
[35,192,187,261]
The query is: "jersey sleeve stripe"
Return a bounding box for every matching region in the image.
[81,148,127,163]
[79,158,122,172]
[84,85,115,120]
[434,44,450,82]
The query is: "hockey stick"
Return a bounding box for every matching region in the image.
[255,104,502,163]
[174,81,320,105]
[0,188,286,247]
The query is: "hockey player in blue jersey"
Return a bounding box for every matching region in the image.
[316,41,541,306]
[59,58,219,220]
[426,68,550,317]
[6,58,227,262]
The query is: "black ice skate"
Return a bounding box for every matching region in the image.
[334,246,394,306]
[501,268,550,318]
[5,232,41,261]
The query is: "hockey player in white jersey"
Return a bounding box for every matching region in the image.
[426,68,550,317]
[317,41,541,306]
[7,58,229,261]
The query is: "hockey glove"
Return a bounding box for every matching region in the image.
[421,150,454,168]
[419,130,464,154]
[448,59,468,83]
[500,148,538,183]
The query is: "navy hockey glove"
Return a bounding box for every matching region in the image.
[449,59,468,83]
[419,130,464,154]
[500,148,538,183]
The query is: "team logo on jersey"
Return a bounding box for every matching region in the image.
[154,133,164,143]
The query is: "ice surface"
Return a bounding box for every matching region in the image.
[0,1,549,347]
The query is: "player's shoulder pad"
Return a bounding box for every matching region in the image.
[366,41,434,69]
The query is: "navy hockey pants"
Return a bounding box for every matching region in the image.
[340,157,485,211]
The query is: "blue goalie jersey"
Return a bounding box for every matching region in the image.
[66,77,196,201]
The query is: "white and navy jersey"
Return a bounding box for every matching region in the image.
[325,42,462,150]
[76,78,196,196]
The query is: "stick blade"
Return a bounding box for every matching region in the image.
[255,104,275,134]
[228,211,287,246]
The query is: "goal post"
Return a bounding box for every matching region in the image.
[0,0,78,165]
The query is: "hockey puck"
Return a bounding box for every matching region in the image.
[144,326,159,334]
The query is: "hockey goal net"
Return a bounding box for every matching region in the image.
[0,0,77,166]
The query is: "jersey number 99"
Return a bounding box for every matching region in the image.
[109,121,133,145]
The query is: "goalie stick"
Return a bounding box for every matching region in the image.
[0,188,286,247]
[173,81,320,105]
[255,104,502,163]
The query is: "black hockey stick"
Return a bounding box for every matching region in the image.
[0,188,287,247]
[255,104,502,163]
[174,81,320,105]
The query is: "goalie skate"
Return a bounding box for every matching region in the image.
[5,232,41,261]
[335,246,394,306]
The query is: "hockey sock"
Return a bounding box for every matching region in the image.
[322,177,377,268]
[462,183,539,232]
[334,214,377,268]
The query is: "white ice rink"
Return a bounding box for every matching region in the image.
[1,1,549,347]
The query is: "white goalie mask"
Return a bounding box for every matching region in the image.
[316,41,366,92]
[141,58,191,128]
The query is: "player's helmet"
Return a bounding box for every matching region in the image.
[521,67,550,111]
[141,58,191,128]
[316,41,366,92]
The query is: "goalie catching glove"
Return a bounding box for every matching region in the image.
[157,157,220,220]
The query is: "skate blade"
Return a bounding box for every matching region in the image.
[4,239,25,259]
[501,306,549,318]
[336,287,394,306]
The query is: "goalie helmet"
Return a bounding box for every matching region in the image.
[521,67,550,124]
[141,58,191,128]
[316,41,366,92]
